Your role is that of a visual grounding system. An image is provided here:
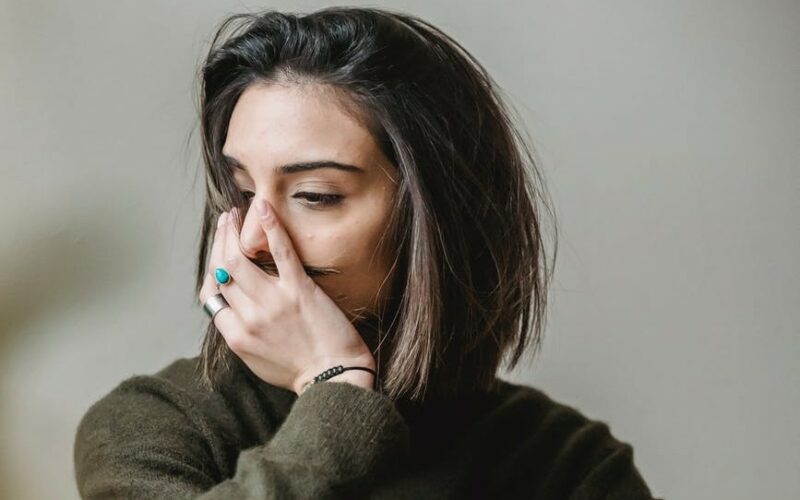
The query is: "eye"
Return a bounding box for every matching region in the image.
[292,191,344,209]
[240,190,255,200]
[235,190,343,209]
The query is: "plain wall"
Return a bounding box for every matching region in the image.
[2,1,798,498]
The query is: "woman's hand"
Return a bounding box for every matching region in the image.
[198,198,376,395]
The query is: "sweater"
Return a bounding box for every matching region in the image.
[73,355,658,499]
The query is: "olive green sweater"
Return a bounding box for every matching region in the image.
[73,356,657,499]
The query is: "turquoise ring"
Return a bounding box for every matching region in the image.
[214,267,232,286]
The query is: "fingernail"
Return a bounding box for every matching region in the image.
[217,212,228,227]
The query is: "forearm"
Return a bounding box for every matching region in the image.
[75,375,408,499]
[197,381,402,498]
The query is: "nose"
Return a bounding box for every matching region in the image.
[236,199,271,260]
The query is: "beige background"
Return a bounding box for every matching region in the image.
[2,1,798,499]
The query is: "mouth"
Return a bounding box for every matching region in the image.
[252,258,341,278]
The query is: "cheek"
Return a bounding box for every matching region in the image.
[302,218,393,309]
[297,204,391,271]
[303,225,380,270]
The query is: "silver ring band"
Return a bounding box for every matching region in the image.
[203,293,230,320]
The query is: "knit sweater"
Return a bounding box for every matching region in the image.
[73,356,657,499]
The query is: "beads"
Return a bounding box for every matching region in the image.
[301,365,377,394]
[313,365,344,383]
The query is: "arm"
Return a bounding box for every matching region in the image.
[567,441,657,500]
[74,377,411,499]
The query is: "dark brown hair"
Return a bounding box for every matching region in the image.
[193,6,558,403]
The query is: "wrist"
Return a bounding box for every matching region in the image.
[295,358,376,395]
[325,369,375,391]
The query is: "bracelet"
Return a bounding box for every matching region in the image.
[301,365,377,393]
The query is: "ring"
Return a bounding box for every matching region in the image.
[203,293,230,319]
[215,267,232,286]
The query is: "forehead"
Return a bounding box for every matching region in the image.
[222,83,381,168]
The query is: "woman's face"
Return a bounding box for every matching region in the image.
[221,82,399,326]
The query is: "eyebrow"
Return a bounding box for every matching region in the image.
[223,153,366,175]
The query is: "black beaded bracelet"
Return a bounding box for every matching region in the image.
[301,365,377,392]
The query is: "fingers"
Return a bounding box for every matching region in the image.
[199,265,254,355]
[200,212,228,304]
[211,305,254,354]
[253,198,306,286]
[214,209,259,318]
[199,209,257,355]
[222,208,277,298]
[207,212,227,283]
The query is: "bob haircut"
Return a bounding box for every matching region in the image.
[194,6,558,403]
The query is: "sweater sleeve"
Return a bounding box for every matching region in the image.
[73,377,411,499]
[567,440,657,500]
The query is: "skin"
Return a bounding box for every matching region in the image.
[198,82,399,394]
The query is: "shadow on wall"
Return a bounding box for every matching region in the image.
[0,196,158,499]
[0,196,160,346]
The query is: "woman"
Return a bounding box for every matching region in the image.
[74,7,657,499]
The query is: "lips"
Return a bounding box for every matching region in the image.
[252,257,340,278]
[253,258,280,277]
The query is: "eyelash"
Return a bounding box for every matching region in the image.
[239,190,344,209]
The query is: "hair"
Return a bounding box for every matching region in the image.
[192,6,558,403]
